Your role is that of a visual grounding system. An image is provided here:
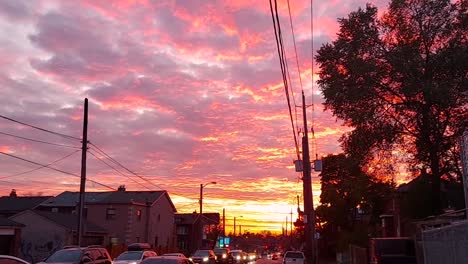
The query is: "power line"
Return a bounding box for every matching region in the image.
[0,149,81,180]
[0,151,115,190]
[287,0,304,94]
[88,142,165,190]
[87,148,152,191]
[0,131,81,149]
[0,114,81,141]
[269,0,301,161]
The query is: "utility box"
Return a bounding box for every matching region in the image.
[313,160,322,172]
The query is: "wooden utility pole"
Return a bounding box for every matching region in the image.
[301,92,317,264]
[77,98,88,246]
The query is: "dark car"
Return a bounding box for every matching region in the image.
[229,251,246,264]
[213,248,232,264]
[189,250,216,264]
[41,246,112,264]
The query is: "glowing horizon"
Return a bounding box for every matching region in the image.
[0,0,389,233]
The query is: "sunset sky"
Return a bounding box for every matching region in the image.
[0,0,390,233]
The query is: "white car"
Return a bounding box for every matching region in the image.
[282,251,304,264]
[0,255,30,264]
[114,250,158,264]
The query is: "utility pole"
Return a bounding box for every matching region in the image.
[223,208,226,238]
[301,91,317,264]
[234,217,236,237]
[199,184,203,215]
[290,209,293,245]
[77,98,88,246]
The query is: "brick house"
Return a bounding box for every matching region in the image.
[175,213,220,256]
[37,186,177,248]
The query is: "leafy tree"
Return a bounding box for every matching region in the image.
[316,154,393,252]
[316,0,467,215]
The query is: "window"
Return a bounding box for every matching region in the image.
[158,214,161,222]
[176,226,188,235]
[106,208,116,220]
[137,209,142,221]
[154,236,159,247]
[136,237,140,242]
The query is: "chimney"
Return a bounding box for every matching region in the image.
[118,185,126,192]
[10,189,17,197]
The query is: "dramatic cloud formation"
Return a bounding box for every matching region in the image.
[0,0,388,232]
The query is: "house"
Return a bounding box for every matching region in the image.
[10,210,107,263]
[37,186,177,248]
[0,189,52,217]
[0,217,24,255]
[175,212,220,256]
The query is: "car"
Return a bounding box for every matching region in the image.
[161,254,185,258]
[40,246,112,264]
[229,251,246,264]
[212,248,232,264]
[189,250,217,264]
[247,253,256,262]
[141,256,192,264]
[0,255,30,264]
[282,251,304,264]
[114,243,157,264]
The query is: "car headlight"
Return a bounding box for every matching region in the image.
[189,258,193,261]
[129,262,137,264]
[236,256,240,260]
[203,257,209,262]
[222,254,227,259]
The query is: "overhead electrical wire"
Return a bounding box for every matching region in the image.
[0,151,115,190]
[269,0,300,160]
[0,114,81,141]
[88,142,165,190]
[0,149,81,180]
[0,131,81,149]
[87,148,152,191]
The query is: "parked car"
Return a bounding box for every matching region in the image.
[40,246,112,264]
[0,255,30,264]
[141,256,192,264]
[282,251,304,264]
[213,248,232,264]
[189,250,217,264]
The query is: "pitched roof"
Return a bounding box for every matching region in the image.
[40,190,167,207]
[0,216,24,227]
[31,210,107,233]
[0,196,52,213]
[175,213,220,225]
[175,213,200,225]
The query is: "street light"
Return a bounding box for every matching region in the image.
[233,216,243,236]
[200,181,217,215]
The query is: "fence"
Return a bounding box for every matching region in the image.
[421,220,468,264]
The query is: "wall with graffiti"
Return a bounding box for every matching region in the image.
[10,211,72,263]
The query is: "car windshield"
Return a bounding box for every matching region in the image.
[231,252,241,257]
[116,252,143,261]
[193,251,209,257]
[46,249,82,263]
[213,249,226,254]
[284,253,304,259]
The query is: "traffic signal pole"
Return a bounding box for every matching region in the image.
[301,92,317,264]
